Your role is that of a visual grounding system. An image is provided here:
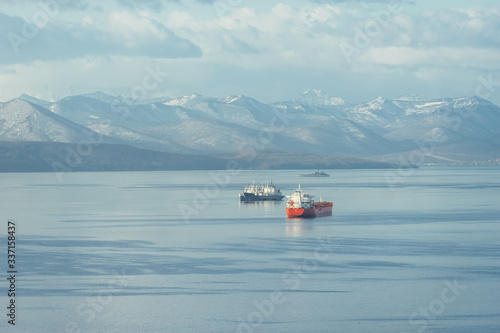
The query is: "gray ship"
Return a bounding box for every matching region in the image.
[239,181,284,202]
[296,170,330,177]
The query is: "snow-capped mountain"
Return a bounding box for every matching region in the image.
[2,91,500,165]
[384,96,500,143]
[0,99,111,143]
[48,95,180,129]
[160,93,280,129]
[344,96,406,133]
[292,89,346,106]
[394,93,427,102]
[18,94,52,107]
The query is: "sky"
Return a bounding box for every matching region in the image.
[0,0,500,105]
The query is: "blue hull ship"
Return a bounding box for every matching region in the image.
[239,181,284,202]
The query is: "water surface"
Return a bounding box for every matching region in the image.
[0,168,499,332]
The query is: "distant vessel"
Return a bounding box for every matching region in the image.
[296,170,330,177]
[286,185,333,218]
[239,181,284,202]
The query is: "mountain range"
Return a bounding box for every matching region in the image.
[1,89,500,171]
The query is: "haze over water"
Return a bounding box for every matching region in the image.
[0,168,499,332]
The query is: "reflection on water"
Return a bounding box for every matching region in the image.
[286,219,314,237]
[238,199,285,216]
[238,200,284,207]
[0,169,499,333]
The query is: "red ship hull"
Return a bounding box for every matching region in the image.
[286,203,332,218]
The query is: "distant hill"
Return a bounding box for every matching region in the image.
[0,142,401,173]
[0,141,226,172]
[0,99,113,143]
[221,149,400,170]
[1,90,500,169]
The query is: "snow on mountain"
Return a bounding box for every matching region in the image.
[48,95,192,130]
[49,96,117,126]
[137,96,173,105]
[225,95,242,104]
[45,94,279,152]
[163,93,246,122]
[144,119,269,153]
[78,91,118,104]
[453,95,496,108]
[394,93,427,102]
[0,99,109,143]
[87,123,186,153]
[18,94,52,107]
[384,96,500,143]
[221,95,284,127]
[292,90,346,106]
[342,95,500,138]
[163,93,216,108]
[271,90,349,120]
[2,91,500,164]
[392,98,455,117]
[278,116,398,156]
[161,93,280,129]
[344,96,406,133]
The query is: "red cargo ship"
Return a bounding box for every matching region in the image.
[286,185,333,218]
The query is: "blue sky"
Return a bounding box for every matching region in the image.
[0,0,500,105]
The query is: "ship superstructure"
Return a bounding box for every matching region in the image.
[239,181,284,202]
[285,185,332,218]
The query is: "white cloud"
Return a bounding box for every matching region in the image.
[0,57,168,101]
[81,15,94,25]
[1,1,500,106]
[362,46,500,70]
[0,11,201,64]
[166,4,349,68]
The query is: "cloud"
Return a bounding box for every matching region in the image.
[161,4,500,72]
[116,0,223,12]
[161,3,500,102]
[362,46,500,70]
[166,4,347,66]
[1,1,500,106]
[306,0,413,5]
[0,11,202,64]
[117,0,167,12]
[1,0,223,12]
[0,57,170,101]
[0,0,92,11]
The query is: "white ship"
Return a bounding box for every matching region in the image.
[239,181,284,202]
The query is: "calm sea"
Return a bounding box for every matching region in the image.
[0,168,499,332]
